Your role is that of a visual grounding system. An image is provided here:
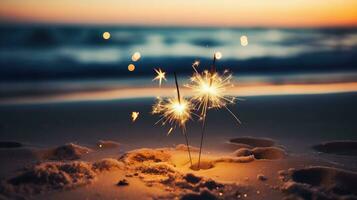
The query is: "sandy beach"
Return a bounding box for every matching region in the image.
[1,139,356,200]
[1,93,357,199]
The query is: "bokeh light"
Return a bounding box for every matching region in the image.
[214,52,222,60]
[102,32,111,40]
[240,35,248,46]
[128,64,135,71]
[131,52,141,62]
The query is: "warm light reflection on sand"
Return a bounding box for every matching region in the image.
[1,82,357,105]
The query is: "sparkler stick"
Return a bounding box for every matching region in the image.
[193,52,242,169]
[174,72,193,167]
[197,53,216,169]
[152,72,194,167]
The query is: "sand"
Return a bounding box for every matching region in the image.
[0,137,356,199]
[313,140,357,156]
[41,143,92,160]
[281,166,357,200]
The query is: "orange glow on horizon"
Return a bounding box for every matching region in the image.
[0,0,357,27]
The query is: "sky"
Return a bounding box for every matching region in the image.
[0,0,357,27]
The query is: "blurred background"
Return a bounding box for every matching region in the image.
[0,0,357,103]
[0,0,357,149]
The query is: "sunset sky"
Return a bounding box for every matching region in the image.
[1,0,357,27]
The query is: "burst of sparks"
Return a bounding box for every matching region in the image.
[153,68,167,86]
[131,111,139,122]
[152,96,193,134]
[184,70,241,124]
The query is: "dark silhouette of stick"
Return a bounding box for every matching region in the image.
[174,72,193,167]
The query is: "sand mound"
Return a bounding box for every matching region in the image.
[214,155,255,163]
[180,190,218,200]
[281,166,357,199]
[119,148,171,165]
[234,148,253,157]
[229,137,275,148]
[0,141,23,148]
[233,146,286,160]
[155,172,246,200]
[120,148,249,199]
[96,140,120,149]
[190,160,215,171]
[92,158,124,172]
[175,144,199,152]
[190,155,256,171]
[1,161,96,196]
[0,158,124,198]
[43,143,92,160]
[313,140,357,156]
[253,147,286,160]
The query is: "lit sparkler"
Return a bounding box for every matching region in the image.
[152,72,194,166]
[153,68,167,87]
[152,96,191,131]
[185,69,240,122]
[185,52,241,169]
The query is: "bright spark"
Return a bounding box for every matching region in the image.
[152,96,193,134]
[184,70,240,124]
[131,111,139,122]
[153,68,167,86]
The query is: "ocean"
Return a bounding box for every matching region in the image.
[1,25,357,102]
[0,25,357,155]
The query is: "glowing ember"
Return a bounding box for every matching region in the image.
[128,64,135,71]
[240,35,248,46]
[153,68,167,86]
[102,32,111,40]
[131,52,141,62]
[131,111,139,122]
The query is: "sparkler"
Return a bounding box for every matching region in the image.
[185,53,241,169]
[153,68,167,87]
[152,73,194,166]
